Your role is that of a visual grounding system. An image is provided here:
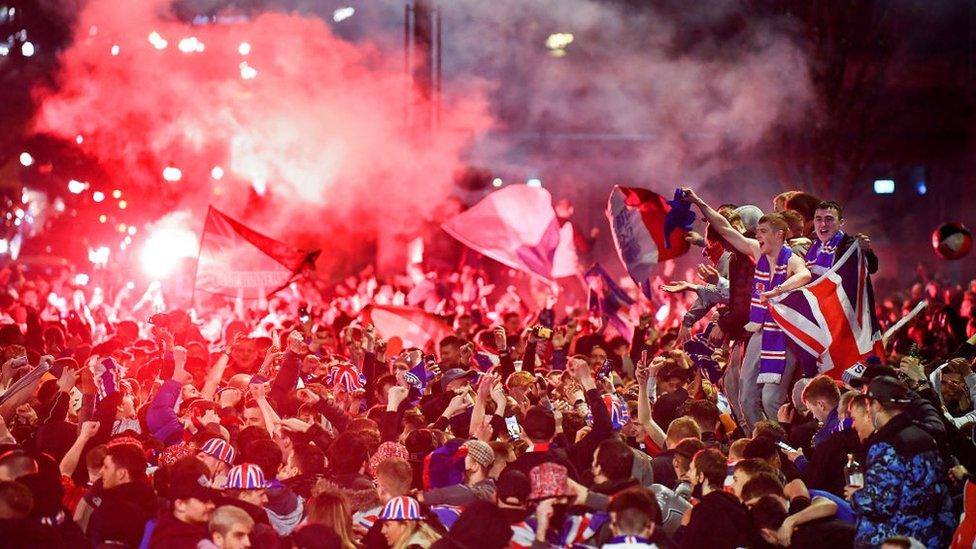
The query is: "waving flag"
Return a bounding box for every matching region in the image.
[362,304,452,351]
[195,207,319,300]
[607,186,691,297]
[583,263,635,341]
[768,244,882,379]
[441,186,578,281]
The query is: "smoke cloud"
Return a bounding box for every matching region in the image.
[31,0,813,277]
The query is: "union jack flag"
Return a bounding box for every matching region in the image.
[768,244,882,379]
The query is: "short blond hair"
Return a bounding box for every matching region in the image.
[209,505,253,537]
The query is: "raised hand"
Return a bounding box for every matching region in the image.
[661,280,696,294]
[79,420,100,440]
[696,264,720,284]
[494,326,507,353]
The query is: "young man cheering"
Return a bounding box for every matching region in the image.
[682,188,812,427]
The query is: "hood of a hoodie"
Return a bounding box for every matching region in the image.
[265,482,304,537]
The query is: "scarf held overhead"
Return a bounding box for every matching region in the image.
[749,246,792,384]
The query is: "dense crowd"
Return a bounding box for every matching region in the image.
[0,188,974,549]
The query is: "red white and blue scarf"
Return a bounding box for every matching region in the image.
[748,246,791,384]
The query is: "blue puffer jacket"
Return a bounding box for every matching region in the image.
[850,411,956,548]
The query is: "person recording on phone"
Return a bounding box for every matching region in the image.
[503,357,614,481]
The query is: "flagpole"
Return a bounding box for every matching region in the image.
[882,300,928,346]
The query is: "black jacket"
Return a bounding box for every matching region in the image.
[87,480,157,547]
[678,490,754,549]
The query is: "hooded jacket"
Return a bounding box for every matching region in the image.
[850,411,955,548]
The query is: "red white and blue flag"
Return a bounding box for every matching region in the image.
[768,244,882,379]
[441,186,579,281]
[195,206,319,300]
[362,304,452,351]
[583,263,635,341]
[607,186,691,297]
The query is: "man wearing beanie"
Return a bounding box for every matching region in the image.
[504,358,613,480]
[418,439,497,506]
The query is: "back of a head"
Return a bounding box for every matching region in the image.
[733,458,777,480]
[446,500,512,549]
[596,439,635,482]
[0,481,33,519]
[328,432,370,476]
[741,472,784,503]
[0,451,38,481]
[608,487,660,536]
[686,400,721,431]
[307,487,350,527]
[691,448,727,488]
[210,505,254,536]
[292,523,343,549]
[242,439,283,479]
[376,457,413,497]
[743,435,780,463]
[750,494,788,531]
[106,444,148,483]
[784,192,823,222]
[496,469,530,506]
[666,417,702,446]
[522,406,556,441]
[294,443,327,476]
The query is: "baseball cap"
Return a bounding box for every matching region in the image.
[169,471,221,502]
[850,365,898,389]
[440,368,476,391]
[866,376,913,405]
[496,469,530,505]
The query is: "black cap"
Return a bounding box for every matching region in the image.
[850,365,898,389]
[168,472,221,502]
[866,376,913,405]
[495,469,530,505]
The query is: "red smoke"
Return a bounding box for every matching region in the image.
[33,0,491,276]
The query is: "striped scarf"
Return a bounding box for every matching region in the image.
[749,246,791,384]
[805,230,845,278]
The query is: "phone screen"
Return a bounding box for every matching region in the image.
[505,416,521,440]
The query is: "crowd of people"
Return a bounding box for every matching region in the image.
[0,188,974,549]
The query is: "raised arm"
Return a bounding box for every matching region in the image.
[681,188,759,259]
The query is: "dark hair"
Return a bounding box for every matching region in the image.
[0,481,33,518]
[522,406,556,441]
[105,445,147,483]
[608,487,660,534]
[779,210,806,239]
[685,400,721,431]
[784,192,823,222]
[740,472,784,502]
[733,458,777,479]
[750,494,788,530]
[743,436,780,463]
[560,411,587,446]
[327,432,370,475]
[595,439,634,482]
[691,448,727,488]
[236,426,272,455]
[815,200,843,220]
[242,439,283,478]
[752,421,787,442]
[86,444,108,471]
[294,444,327,476]
[438,335,466,350]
